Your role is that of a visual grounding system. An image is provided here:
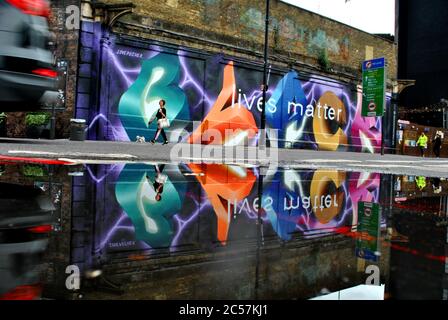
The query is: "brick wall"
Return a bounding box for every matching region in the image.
[101,0,397,81]
[82,236,390,299]
[4,0,397,139]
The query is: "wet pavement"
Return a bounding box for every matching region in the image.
[0,160,447,300]
[3,138,448,178]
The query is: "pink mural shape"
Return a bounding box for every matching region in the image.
[350,87,382,153]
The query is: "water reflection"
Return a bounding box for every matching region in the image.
[0,162,446,300]
[104,164,381,252]
[0,182,54,300]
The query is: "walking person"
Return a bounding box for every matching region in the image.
[416,131,428,157]
[148,99,169,145]
[432,131,443,158]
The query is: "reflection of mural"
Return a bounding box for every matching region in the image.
[115,164,187,248]
[188,163,256,244]
[93,164,380,253]
[88,35,388,153]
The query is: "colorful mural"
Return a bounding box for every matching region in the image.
[90,164,381,253]
[88,35,388,152]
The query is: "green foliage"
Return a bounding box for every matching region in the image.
[22,164,46,177]
[317,49,331,72]
[0,113,6,124]
[25,112,50,127]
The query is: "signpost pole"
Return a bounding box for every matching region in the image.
[256,1,270,298]
[381,117,385,155]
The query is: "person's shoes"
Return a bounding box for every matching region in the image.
[150,140,155,144]
[162,141,169,145]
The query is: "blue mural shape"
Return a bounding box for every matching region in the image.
[118,53,190,141]
[266,71,308,148]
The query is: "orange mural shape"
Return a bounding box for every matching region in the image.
[188,61,258,145]
[188,163,256,245]
[313,91,348,151]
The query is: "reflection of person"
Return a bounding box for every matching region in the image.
[431,178,442,194]
[148,100,169,145]
[416,132,428,157]
[146,164,166,201]
[432,131,443,158]
[416,176,427,191]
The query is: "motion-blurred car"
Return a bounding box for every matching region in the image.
[0,182,54,300]
[0,0,57,111]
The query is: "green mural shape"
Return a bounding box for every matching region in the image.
[118,53,189,140]
[115,165,183,248]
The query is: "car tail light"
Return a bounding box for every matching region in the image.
[5,0,50,18]
[0,284,42,300]
[27,224,52,233]
[32,68,57,78]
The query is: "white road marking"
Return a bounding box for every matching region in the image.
[296,159,362,163]
[180,157,260,163]
[8,150,137,159]
[367,160,415,163]
[8,150,58,155]
[423,165,448,168]
[350,164,415,167]
[367,159,448,163]
[58,158,137,165]
[67,153,137,159]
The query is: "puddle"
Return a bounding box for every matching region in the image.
[0,162,447,300]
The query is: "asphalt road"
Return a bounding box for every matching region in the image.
[1,138,448,178]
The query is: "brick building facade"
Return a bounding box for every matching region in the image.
[97,0,397,80]
[5,0,397,146]
[71,0,397,152]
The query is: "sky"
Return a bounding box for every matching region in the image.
[281,0,396,35]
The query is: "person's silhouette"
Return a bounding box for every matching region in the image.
[146,164,166,201]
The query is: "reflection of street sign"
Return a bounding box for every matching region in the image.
[364,207,372,217]
[362,58,386,117]
[356,202,381,262]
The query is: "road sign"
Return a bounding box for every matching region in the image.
[356,201,381,262]
[362,58,386,117]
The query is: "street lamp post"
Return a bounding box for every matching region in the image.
[255,0,270,299]
[441,99,448,129]
[259,0,270,150]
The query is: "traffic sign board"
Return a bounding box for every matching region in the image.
[362,58,387,117]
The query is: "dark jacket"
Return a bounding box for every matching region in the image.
[155,107,167,120]
[153,181,163,193]
[433,136,442,148]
